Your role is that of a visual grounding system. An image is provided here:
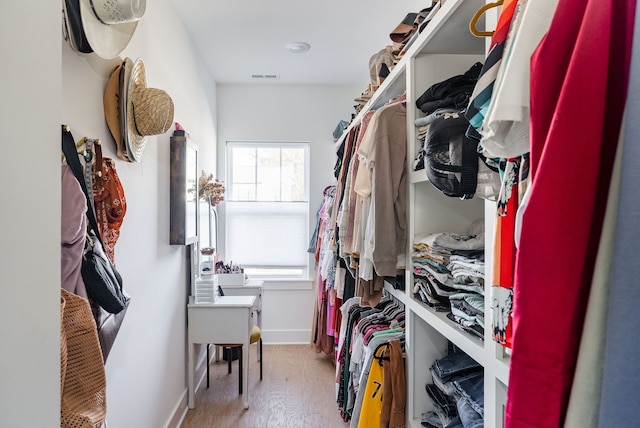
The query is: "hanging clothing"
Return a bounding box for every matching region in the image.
[340,111,375,259]
[597,5,640,424]
[490,157,522,348]
[505,1,636,427]
[92,158,126,265]
[479,0,559,159]
[563,114,624,428]
[61,165,88,299]
[380,339,406,428]
[357,345,386,428]
[464,0,518,133]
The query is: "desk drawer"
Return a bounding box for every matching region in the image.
[188,306,251,344]
[220,287,262,311]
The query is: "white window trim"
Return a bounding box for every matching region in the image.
[224,140,311,280]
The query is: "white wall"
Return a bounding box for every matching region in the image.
[0,2,61,427]
[0,2,361,426]
[60,0,218,426]
[216,84,360,343]
[0,0,215,427]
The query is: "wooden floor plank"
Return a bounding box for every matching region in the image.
[181,344,348,428]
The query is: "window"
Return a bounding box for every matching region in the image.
[225,141,310,278]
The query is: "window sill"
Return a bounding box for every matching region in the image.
[258,278,314,291]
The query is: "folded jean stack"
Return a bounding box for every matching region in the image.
[412,220,485,340]
[421,345,484,428]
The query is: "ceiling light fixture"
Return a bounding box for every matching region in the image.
[285,42,311,53]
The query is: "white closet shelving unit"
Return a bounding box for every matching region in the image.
[341,1,509,427]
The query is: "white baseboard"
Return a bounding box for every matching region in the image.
[163,347,217,428]
[163,390,187,428]
[261,329,311,344]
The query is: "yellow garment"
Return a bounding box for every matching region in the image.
[358,346,385,428]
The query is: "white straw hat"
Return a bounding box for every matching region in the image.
[104,58,174,162]
[79,0,146,59]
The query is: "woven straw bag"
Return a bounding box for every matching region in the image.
[60,289,107,428]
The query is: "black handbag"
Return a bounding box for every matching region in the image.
[82,230,127,313]
[62,125,127,314]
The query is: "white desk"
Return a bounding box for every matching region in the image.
[219,279,264,328]
[187,295,256,409]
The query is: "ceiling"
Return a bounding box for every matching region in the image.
[171,0,430,86]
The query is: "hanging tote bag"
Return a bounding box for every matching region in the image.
[60,288,107,428]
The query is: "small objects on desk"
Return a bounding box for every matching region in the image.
[215,260,244,274]
[200,247,218,275]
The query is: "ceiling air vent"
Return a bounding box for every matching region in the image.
[251,74,280,79]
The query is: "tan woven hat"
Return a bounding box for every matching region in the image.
[104,57,174,162]
[104,59,127,161]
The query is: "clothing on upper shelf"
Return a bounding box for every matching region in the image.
[411,221,485,340]
[415,63,483,115]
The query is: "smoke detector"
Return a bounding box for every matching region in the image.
[285,42,311,53]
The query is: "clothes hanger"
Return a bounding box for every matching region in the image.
[469,0,504,37]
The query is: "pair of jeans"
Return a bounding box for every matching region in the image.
[444,416,464,428]
[456,397,483,428]
[426,384,457,419]
[453,371,484,417]
[437,396,484,428]
[421,411,443,428]
[431,347,482,383]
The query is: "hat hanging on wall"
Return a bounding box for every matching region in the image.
[79,0,146,59]
[62,0,93,53]
[104,57,174,162]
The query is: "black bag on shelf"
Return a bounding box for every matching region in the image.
[424,111,479,199]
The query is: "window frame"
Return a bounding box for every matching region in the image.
[225,140,311,279]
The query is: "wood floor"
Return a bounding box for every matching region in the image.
[181,344,349,428]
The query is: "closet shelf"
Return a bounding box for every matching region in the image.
[383,281,409,304]
[409,417,424,428]
[335,0,486,145]
[408,296,486,367]
[341,65,408,141]
[328,0,510,423]
[407,0,486,57]
[492,353,511,386]
[410,169,429,184]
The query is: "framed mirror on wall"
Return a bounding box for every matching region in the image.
[170,130,199,245]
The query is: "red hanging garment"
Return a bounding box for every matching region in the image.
[505,0,636,427]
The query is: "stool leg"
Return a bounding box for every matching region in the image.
[206,345,210,389]
[259,339,263,381]
[227,348,232,374]
[238,348,243,395]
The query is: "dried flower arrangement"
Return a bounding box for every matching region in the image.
[198,171,225,206]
